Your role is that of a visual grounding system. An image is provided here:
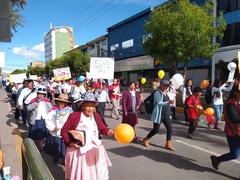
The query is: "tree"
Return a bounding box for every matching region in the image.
[27,66,45,76]
[44,50,90,78]
[11,69,27,74]
[143,0,226,77]
[10,0,26,32]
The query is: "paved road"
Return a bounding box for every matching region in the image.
[42,105,239,180]
[3,88,239,180]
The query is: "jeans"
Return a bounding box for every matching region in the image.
[213,104,223,124]
[217,136,240,162]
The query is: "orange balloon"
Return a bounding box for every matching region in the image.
[114,123,135,144]
[205,107,214,116]
[200,80,209,89]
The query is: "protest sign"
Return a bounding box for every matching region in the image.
[9,73,27,83]
[53,67,71,80]
[90,57,114,80]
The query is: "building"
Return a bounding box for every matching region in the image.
[77,35,108,57]
[29,61,45,68]
[107,6,211,85]
[213,0,240,81]
[107,8,155,83]
[44,26,74,62]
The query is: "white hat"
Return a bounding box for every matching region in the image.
[37,85,47,94]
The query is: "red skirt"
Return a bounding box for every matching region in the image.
[122,112,138,127]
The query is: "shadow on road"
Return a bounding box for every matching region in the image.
[108,145,238,180]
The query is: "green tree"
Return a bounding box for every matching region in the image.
[11,69,27,74]
[10,0,26,32]
[143,0,226,77]
[44,50,90,78]
[27,66,45,76]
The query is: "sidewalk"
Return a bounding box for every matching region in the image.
[0,89,22,177]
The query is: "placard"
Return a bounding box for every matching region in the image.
[53,67,71,80]
[9,73,27,83]
[90,57,114,79]
[29,75,38,80]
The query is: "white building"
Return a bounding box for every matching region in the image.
[44,25,74,62]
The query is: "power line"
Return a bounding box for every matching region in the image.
[73,0,116,30]
[70,0,100,24]
[71,0,115,29]
[74,0,122,33]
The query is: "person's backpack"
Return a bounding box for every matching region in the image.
[205,87,213,105]
[144,90,157,114]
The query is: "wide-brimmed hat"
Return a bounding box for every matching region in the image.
[82,92,96,103]
[54,93,71,103]
[78,92,96,107]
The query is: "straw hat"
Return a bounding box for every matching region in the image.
[54,93,71,103]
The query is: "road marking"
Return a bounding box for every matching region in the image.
[175,139,240,164]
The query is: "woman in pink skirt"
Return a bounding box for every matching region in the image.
[61,92,114,180]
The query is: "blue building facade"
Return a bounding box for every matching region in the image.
[217,0,240,46]
[107,8,151,60]
[107,2,212,84]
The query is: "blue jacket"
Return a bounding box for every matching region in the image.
[151,90,169,124]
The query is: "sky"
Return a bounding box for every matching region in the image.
[0,0,167,73]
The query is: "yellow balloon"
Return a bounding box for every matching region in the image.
[141,77,146,84]
[158,70,165,79]
[114,123,135,144]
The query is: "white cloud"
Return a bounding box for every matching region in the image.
[74,44,79,48]
[32,43,44,52]
[12,42,45,59]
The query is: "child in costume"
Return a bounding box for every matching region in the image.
[185,87,203,139]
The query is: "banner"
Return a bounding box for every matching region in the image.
[53,67,71,80]
[9,73,27,83]
[90,57,114,79]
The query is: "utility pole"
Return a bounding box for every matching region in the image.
[211,0,217,84]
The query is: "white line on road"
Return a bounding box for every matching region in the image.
[175,139,240,164]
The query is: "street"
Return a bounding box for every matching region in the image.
[1,89,239,180]
[42,105,240,180]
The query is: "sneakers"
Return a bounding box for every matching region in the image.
[210,155,220,170]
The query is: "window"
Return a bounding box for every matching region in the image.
[122,39,134,49]
[222,22,240,46]
[217,0,240,13]
[110,44,119,51]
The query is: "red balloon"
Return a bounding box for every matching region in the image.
[93,82,99,89]
[206,114,216,124]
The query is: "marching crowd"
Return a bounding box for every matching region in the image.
[3,74,240,180]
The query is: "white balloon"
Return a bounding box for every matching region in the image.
[171,74,184,89]
[227,62,237,71]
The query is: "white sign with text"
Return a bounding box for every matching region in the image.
[90,57,114,79]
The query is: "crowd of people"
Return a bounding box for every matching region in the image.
[3,73,240,180]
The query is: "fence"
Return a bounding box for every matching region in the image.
[21,138,54,180]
